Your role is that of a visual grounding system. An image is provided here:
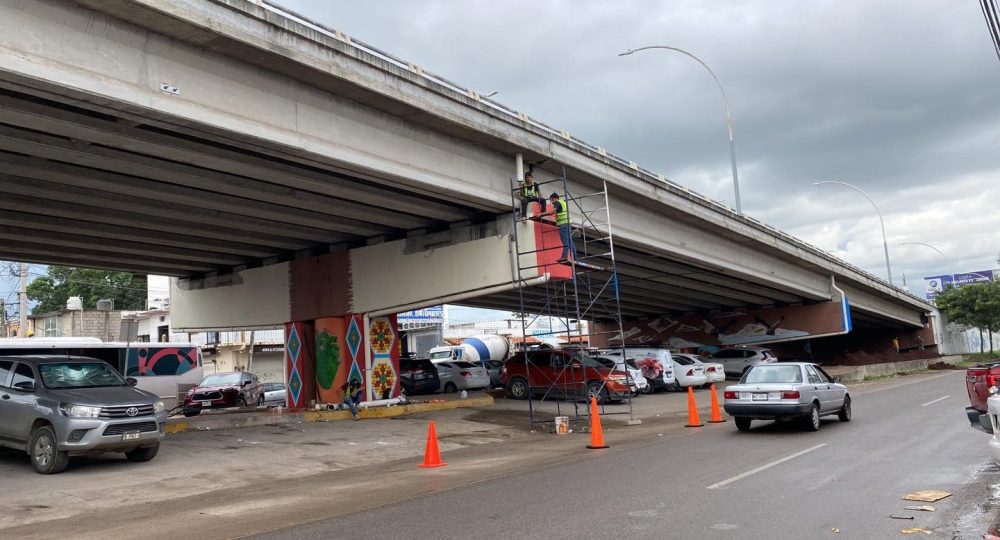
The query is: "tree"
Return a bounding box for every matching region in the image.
[936,281,1000,353]
[26,267,147,314]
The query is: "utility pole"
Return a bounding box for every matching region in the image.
[18,262,27,337]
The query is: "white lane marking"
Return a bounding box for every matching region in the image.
[920,395,949,407]
[707,443,827,490]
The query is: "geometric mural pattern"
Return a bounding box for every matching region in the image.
[286,324,303,406]
[368,315,398,400]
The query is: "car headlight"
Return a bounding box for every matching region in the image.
[62,404,101,418]
[153,400,165,413]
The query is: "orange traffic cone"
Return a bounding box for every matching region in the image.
[418,420,447,468]
[586,396,609,449]
[708,384,726,423]
[685,387,704,427]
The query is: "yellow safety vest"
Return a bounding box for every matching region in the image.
[522,182,538,198]
[555,198,570,226]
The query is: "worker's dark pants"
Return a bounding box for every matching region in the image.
[519,196,545,216]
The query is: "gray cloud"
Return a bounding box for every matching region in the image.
[279,0,1000,295]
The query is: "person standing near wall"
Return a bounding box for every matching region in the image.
[892,336,900,354]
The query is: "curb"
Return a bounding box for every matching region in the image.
[824,355,965,384]
[164,395,494,434]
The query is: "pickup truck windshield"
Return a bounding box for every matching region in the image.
[39,362,127,389]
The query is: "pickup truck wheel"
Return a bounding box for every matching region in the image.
[125,443,160,462]
[735,417,752,432]
[838,395,852,422]
[29,425,69,475]
[238,396,247,408]
[804,403,821,432]
[507,377,529,400]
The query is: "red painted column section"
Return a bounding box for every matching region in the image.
[530,201,573,281]
[366,313,400,401]
[284,321,316,410]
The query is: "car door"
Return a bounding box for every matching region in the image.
[0,360,16,443]
[7,362,40,444]
[815,366,845,409]
[804,365,833,412]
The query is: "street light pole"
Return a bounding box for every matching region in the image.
[619,45,742,214]
[813,181,893,285]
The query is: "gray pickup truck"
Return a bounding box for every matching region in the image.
[0,355,167,474]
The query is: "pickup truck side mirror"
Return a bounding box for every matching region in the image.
[13,381,34,393]
[126,377,138,387]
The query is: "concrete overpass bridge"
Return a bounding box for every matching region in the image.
[0,0,935,406]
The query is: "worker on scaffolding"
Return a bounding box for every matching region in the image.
[541,191,577,263]
[518,172,545,217]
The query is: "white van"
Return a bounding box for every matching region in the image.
[600,347,677,392]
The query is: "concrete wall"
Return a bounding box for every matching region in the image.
[350,233,521,315]
[170,263,290,331]
[826,355,965,384]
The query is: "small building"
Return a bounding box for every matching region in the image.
[29,308,124,341]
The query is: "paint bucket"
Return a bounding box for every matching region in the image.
[554,416,570,435]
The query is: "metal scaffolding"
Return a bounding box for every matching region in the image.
[508,167,633,427]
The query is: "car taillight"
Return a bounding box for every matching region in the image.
[686,369,694,376]
[782,391,800,399]
[460,371,472,377]
[724,391,737,399]
[989,373,997,387]
[706,366,716,373]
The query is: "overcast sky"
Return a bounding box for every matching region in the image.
[3,1,998,323]
[278,0,1000,300]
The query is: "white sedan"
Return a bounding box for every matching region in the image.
[670,354,707,389]
[674,353,725,386]
[594,356,650,395]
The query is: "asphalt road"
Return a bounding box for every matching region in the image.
[251,371,991,539]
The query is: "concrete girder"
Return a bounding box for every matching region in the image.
[0,151,392,238]
[0,209,277,258]
[458,294,653,321]
[0,242,212,275]
[0,86,494,219]
[0,225,244,266]
[0,125,437,230]
[0,190,315,251]
[611,253,800,305]
[472,288,687,319]
[609,265,766,308]
[0,172,349,245]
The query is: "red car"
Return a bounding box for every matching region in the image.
[500,349,630,404]
[183,371,264,417]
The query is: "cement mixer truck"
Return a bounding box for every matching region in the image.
[428,335,512,364]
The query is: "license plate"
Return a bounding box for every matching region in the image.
[201,401,212,407]
[751,393,768,401]
[122,431,141,441]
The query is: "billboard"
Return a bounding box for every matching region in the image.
[924,270,996,300]
[397,306,444,324]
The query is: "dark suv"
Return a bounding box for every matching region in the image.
[499,349,630,404]
[399,358,440,395]
[182,371,264,417]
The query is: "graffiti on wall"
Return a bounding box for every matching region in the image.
[598,300,852,349]
[123,346,198,376]
[315,317,346,404]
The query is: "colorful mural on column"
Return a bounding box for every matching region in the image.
[314,317,347,404]
[366,314,400,400]
[594,299,853,349]
[284,321,317,410]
